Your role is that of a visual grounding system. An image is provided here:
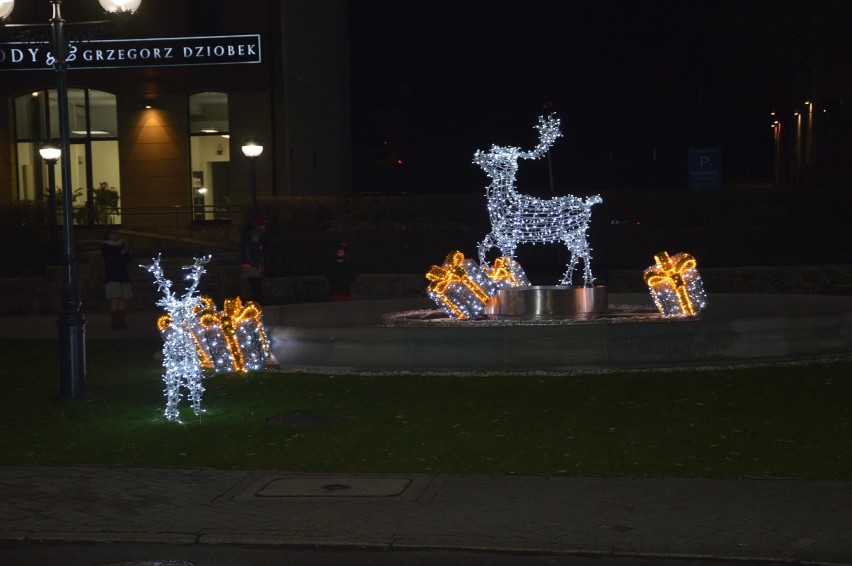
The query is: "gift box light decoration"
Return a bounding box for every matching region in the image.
[426,251,498,320]
[143,254,211,422]
[643,251,708,317]
[185,296,217,368]
[425,252,531,320]
[197,297,270,374]
[486,256,531,289]
[426,265,474,320]
[158,294,270,375]
[474,114,602,286]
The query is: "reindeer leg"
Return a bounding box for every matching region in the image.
[560,256,578,286]
[578,232,594,286]
[560,239,578,286]
[582,250,593,286]
[188,370,205,415]
[477,236,491,265]
[478,234,500,265]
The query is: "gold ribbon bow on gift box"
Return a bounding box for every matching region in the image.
[198,297,266,373]
[643,251,699,316]
[426,251,493,320]
[426,263,466,319]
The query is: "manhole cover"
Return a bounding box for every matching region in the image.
[265,414,346,428]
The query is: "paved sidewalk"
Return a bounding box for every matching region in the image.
[2,312,851,564]
[0,466,850,564]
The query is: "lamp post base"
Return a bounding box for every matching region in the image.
[57,310,86,398]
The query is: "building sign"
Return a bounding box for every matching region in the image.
[687,147,722,189]
[0,34,261,71]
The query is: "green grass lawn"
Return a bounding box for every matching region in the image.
[0,339,849,479]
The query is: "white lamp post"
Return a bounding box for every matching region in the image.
[3,0,142,399]
[241,140,263,213]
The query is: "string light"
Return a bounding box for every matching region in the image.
[426,252,530,320]
[643,251,707,317]
[142,254,211,422]
[158,294,270,375]
[426,251,497,320]
[425,266,468,319]
[474,114,602,286]
[486,256,530,289]
[197,297,270,374]
[158,312,213,369]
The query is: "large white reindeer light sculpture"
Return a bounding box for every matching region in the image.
[474,114,602,286]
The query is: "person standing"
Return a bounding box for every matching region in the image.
[327,243,355,301]
[101,226,133,330]
[240,213,267,304]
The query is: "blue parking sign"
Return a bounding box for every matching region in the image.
[687,147,721,189]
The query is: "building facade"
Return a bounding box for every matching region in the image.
[0,0,351,234]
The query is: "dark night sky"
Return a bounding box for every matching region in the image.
[348,1,852,194]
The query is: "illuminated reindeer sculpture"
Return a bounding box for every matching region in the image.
[143,254,211,422]
[474,114,602,286]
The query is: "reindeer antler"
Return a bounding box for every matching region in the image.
[519,114,561,160]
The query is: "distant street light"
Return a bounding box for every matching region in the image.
[241,141,263,213]
[2,0,142,399]
[39,142,61,245]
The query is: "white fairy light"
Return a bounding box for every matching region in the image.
[474,114,602,286]
[486,256,531,290]
[426,252,532,320]
[426,251,498,320]
[197,297,270,373]
[643,251,708,318]
[143,254,211,422]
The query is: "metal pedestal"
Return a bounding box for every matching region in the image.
[486,285,608,320]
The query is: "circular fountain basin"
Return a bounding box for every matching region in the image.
[486,285,608,320]
[265,294,852,373]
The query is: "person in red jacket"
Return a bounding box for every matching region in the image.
[327,243,355,301]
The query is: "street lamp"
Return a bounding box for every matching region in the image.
[98,0,142,11]
[241,140,263,213]
[0,2,13,21]
[39,142,61,245]
[3,0,142,399]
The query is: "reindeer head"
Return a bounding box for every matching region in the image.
[473,114,562,179]
[473,144,521,179]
